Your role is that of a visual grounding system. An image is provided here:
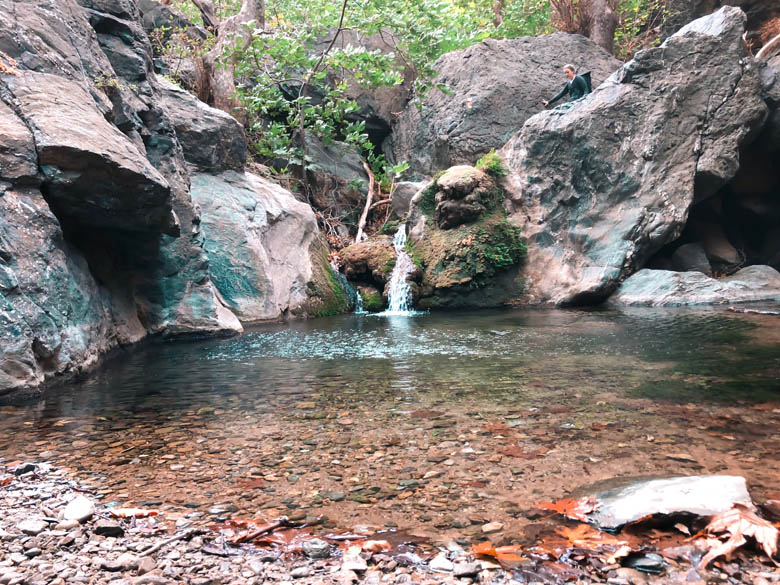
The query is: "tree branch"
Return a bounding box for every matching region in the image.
[356,161,375,243]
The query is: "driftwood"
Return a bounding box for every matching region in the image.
[231,516,290,544]
[355,161,376,243]
[140,527,203,557]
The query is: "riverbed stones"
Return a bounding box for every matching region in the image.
[501,6,769,305]
[302,538,331,559]
[93,519,125,537]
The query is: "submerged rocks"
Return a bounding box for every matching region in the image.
[503,6,768,305]
[388,33,620,177]
[607,265,780,306]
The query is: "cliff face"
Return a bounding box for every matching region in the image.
[0,0,341,399]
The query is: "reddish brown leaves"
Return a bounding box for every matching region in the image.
[700,504,779,567]
[110,508,159,518]
[554,524,624,548]
[538,496,599,522]
[0,476,13,487]
[473,541,527,566]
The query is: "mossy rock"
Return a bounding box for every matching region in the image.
[411,212,527,309]
[297,238,350,318]
[340,236,396,287]
[358,285,386,312]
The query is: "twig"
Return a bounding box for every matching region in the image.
[139,527,202,557]
[232,516,290,544]
[356,161,376,243]
[368,198,391,211]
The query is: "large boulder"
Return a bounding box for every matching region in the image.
[159,77,247,173]
[501,6,768,305]
[387,34,621,178]
[607,265,780,306]
[190,171,324,321]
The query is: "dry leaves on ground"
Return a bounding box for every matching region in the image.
[538,496,600,522]
[700,503,779,568]
[473,541,527,566]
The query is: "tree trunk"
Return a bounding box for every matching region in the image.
[493,0,504,28]
[583,0,618,54]
[195,0,265,116]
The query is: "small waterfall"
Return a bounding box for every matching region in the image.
[383,225,416,315]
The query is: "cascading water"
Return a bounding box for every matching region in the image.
[382,225,416,315]
[330,260,366,314]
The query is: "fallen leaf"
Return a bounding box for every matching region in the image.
[674,523,691,536]
[538,497,600,522]
[555,524,623,548]
[472,541,527,566]
[700,503,779,567]
[0,476,12,487]
[361,540,391,553]
[607,544,632,564]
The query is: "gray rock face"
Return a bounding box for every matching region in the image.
[191,171,320,322]
[391,181,426,219]
[502,6,768,305]
[159,78,247,173]
[0,0,259,398]
[671,242,712,275]
[388,34,621,177]
[585,475,753,530]
[607,265,780,306]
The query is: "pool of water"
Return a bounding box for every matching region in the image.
[1,308,778,541]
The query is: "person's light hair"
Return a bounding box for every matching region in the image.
[563,64,577,73]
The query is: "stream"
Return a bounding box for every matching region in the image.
[0,308,778,543]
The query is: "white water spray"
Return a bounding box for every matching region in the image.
[383,225,416,315]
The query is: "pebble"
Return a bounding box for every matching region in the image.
[137,556,157,575]
[481,522,503,534]
[62,496,95,523]
[453,562,480,577]
[17,519,47,536]
[302,538,331,559]
[428,553,454,572]
[93,519,124,537]
[290,566,313,578]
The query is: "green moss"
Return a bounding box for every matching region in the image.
[383,256,396,274]
[300,240,349,318]
[379,219,401,235]
[314,265,347,317]
[360,289,385,312]
[405,239,424,271]
[418,184,437,217]
[475,149,508,180]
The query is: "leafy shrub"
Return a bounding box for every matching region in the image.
[475,149,508,180]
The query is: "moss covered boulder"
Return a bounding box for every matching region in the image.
[357,285,386,312]
[339,236,397,288]
[406,166,527,309]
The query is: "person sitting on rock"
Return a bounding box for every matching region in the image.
[542,64,589,109]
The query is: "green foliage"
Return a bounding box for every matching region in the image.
[456,219,527,287]
[379,219,400,235]
[359,288,385,312]
[613,0,666,60]
[475,149,508,180]
[418,183,438,217]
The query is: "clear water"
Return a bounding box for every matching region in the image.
[0,308,777,538]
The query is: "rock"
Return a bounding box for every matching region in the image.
[305,135,369,216]
[159,78,247,173]
[614,567,649,585]
[340,237,397,288]
[3,71,176,235]
[671,243,712,276]
[428,553,454,572]
[388,34,620,177]
[101,553,139,572]
[13,462,36,476]
[480,522,503,534]
[607,265,780,306]
[453,562,480,578]
[584,475,753,530]
[137,556,157,575]
[761,227,780,269]
[341,546,368,573]
[432,166,497,229]
[302,538,331,559]
[62,496,95,523]
[191,171,328,321]
[391,182,426,219]
[622,553,666,575]
[93,519,125,537]
[290,566,313,578]
[691,220,741,266]
[0,100,38,185]
[501,6,768,305]
[17,519,47,536]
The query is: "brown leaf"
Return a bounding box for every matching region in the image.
[701,503,779,567]
[361,540,391,553]
[555,524,624,548]
[537,497,599,522]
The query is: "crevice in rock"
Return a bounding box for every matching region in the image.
[647,128,780,276]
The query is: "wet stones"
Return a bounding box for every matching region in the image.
[302,538,331,559]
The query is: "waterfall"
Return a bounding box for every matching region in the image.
[330,260,365,314]
[383,225,416,315]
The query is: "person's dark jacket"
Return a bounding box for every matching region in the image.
[547,74,588,106]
